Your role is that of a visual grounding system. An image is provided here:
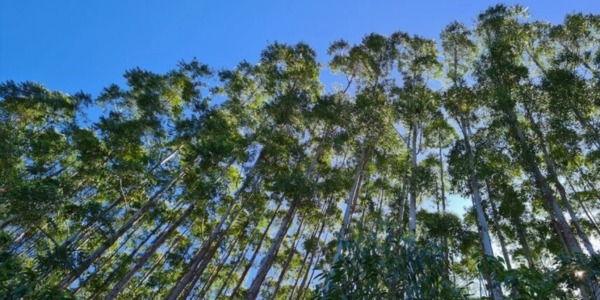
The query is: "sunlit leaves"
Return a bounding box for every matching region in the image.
[1,5,600,299]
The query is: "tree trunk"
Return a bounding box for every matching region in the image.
[459,119,503,300]
[578,167,600,204]
[572,105,600,150]
[566,178,600,237]
[0,215,16,231]
[287,242,311,300]
[180,227,232,299]
[105,203,195,299]
[301,254,321,300]
[229,201,282,299]
[133,228,186,293]
[58,168,187,289]
[523,105,596,255]
[244,132,327,300]
[514,219,536,269]
[99,202,189,279]
[60,147,185,252]
[166,201,239,300]
[396,152,411,235]
[505,109,583,256]
[296,226,325,300]
[438,139,451,281]
[214,242,252,299]
[166,154,262,300]
[333,146,368,264]
[268,218,305,300]
[408,124,419,234]
[486,181,512,270]
[439,139,446,212]
[505,109,596,299]
[245,200,297,300]
[72,216,151,294]
[554,179,596,255]
[197,237,239,299]
[78,216,168,296]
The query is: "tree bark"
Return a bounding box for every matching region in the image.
[505,109,583,256]
[486,181,512,270]
[58,168,187,289]
[165,200,239,300]
[244,132,327,299]
[566,178,600,237]
[196,237,239,299]
[213,241,252,299]
[166,154,262,300]
[396,151,411,235]
[180,227,232,299]
[0,215,16,231]
[523,105,596,254]
[296,225,325,300]
[245,200,297,300]
[408,124,419,234]
[229,201,282,299]
[514,219,536,269]
[459,118,503,300]
[505,108,595,299]
[333,146,368,264]
[78,216,167,295]
[439,143,446,212]
[287,238,312,300]
[133,228,186,293]
[268,217,305,300]
[60,147,185,252]
[105,203,195,299]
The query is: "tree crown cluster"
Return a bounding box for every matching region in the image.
[1,4,600,299]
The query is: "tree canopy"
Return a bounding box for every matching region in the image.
[1,4,600,299]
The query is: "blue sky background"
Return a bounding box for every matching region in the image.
[2,1,599,97]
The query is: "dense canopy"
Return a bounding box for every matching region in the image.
[1,4,600,299]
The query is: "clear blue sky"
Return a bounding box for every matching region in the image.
[1,1,599,96]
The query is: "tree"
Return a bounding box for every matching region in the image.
[2,6,600,299]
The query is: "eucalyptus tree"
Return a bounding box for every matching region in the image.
[243,41,323,300]
[475,4,597,258]
[391,32,442,235]
[266,216,305,300]
[286,210,328,300]
[518,19,599,256]
[550,13,600,80]
[228,200,283,299]
[547,13,600,150]
[520,83,597,256]
[0,81,89,298]
[423,112,456,212]
[103,97,252,298]
[192,211,257,299]
[319,218,468,299]
[56,61,216,290]
[325,34,401,267]
[3,6,600,299]
[77,62,250,298]
[475,5,600,298]
[0,81,84,246]
[162,64,266,299]
[440,21,505,299]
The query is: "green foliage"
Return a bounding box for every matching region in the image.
[0,233,75,299]
[317,223,468,299]
[481,253,600,299]
[1,5,600,299]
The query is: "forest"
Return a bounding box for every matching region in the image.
[1,4,599,299]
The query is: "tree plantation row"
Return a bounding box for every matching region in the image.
[1,4,600,299]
